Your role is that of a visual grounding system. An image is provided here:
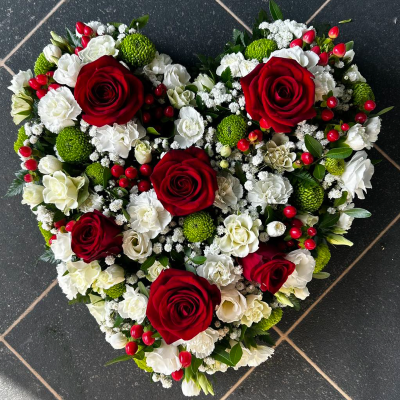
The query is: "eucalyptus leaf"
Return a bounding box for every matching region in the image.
[191,256,207,265]
[318,213,340,229]
[344,208,371,218]
[313,271,331,279]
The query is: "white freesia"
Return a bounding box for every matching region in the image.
[341,151,374,199]
[118,285,148,323]
[38,155,62,174]
[163,64,190,89]
[134,140,152,164]
[43,44,61,63]
[216,286,247,323]
[122,230,152,262]
[193,73,215,91]
[21,184,44,207]
[266,221,286,237]
[50,231,74,262]
[146,261,169,282]
[345,124,368,150]
[241,294,272,327]
[146,340,181,374]
[364,117,381,148]
[8,69,32,94]
[86,295,106,324]
[197,254,236,287]
[216,52,245,78]
[343,64,366,83]
[93,264,125,292]
[106,332,128,349]
[53,54,82,87]
[266,47,319,69]
[143,52,172,75]
[127,189,172,238]
[38,87,81,133]
[185,328,219,358]
[167,87,195,109]
[174,106,204,148]
[213,172,243,211]
[79,35,118,63]
[181,379,201,397]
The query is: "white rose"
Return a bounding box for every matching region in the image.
[43,44,61,63]
[11,91,33,124]
[213,172,243,211]
[146,340,181,375]
[174,106,204,148]
[364,117,381,148]
[193,74,215,91]
[341,151,374,199]
[127,189,171,239]
[134,140,152,164]
[21,184,44,207]
[267,47,319,69]
[93,264,125,292]
[163,64,191,89]
[167,87,195,109]
[118,285,148,323]
[78,35,118,63]
[216,52,245,78]
[197,254,236,287]
[106,332,128,349]
[53,54,82,87]
[7,69,33,94]
[219,214,261,257]
[266,221,286,237]
[38,87,81,133]
[343,64,366,83]
[50,231,74,262]
[241,294,272,327]
[86,295,106,324]
[216,286,247,323]
[122,230,152,262]
[181,380,201,397]
[185,328,219,358]
[42,171,86,215]
[281,249,315,300]
[345,123,368,150]
[146,261,169,282]
[38,155,62,174]
[143,52,172,75]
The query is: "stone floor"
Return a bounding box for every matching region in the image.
[0,0,399,399]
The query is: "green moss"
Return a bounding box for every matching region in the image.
[14,126,28,153]
[216,115,247,147]
[85,162,105,186]
[183,212,215,243]
[56,127,93,164]
[325,158,345,176]
[34,53,55,76]
[245,39,277,62]
[120,33,156,68]
[104,281,126,299]
[293,183,324,213]
[314,243,331,273]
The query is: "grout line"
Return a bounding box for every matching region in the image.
[3,64,15,75]
[214,0,252,32]
[1,279,58,339]
[285,337,352,400]
[1,338,63,400]
[374,144,400,172]
[0,0,66,65]
[306,0,332,24]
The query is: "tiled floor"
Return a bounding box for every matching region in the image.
[0,0,399,399]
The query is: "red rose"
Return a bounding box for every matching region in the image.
[240,57,316,133]
[71,210,123,263]
[239,243,295,294]
[74,55,144,127]
[150,147,218,216]
[146,269,221,344]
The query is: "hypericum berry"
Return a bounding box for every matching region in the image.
[48,83,61,91]
[118,178,129,188]
[154,83,166,97]
[25,159,38,171]
[140,164,152,176]
[283,206,297,219]
[54,219,66,229]
[287,240,295,247]
[318,52,329,66]
[179,351,192,367]
[130,324,144,339]
[302,29,316,44]
[36,89,48,99]
[81,35,91,48]
[248,131,259,142]
[138,180,151,192]
[46,71,55,77]
[341,123,350,132]
[19,146,32,157]
[142,331,155,346]
[142,112,151,124]
[154,107,163,119]
[304,238,317,250]
[311,45,321,55]
[29,78,41,90]
[83,25,93,36]
[65,221,76,232]
[355,112,367,124]
[111,164,124,178]
[76,21,86,34]
[24,173,33,183]
[364,100,376,111]
[328,26,339,39]
[326,96,338,108]
[333,43,346,57]
[290,38,303,48]
[144,94,155,105]
[125,341,138,356]
[164,106,174,118]
[291,219,303,228]
[301,152,314,165]
[327,129,340,142]
[49,234,57,245]
[35,74,48,86]
[290,227,302,239]
[307,227,317,237]
[74,46,83,55]
[237,138,250,152]
[125,166,138,180]
[321,109,334,121]
[171,370,184,381]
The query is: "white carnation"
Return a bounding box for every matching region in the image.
[53,54,82,87]
[146,340,181,375]
[8,69,32,94]
[79,35,119,63]
[241,294,272,327]
[163,64,190,89]
[197,254,236,287]
[117,285,147,323]
[50,231,74,262]
[213,172,243,211]
[184,328,219,358]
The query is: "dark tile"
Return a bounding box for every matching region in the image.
[0,342,55,400]
[0,68,56,334]
[229,341,343,400]
[290,220,400,400]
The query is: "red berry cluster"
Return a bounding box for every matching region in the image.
[75,21,97,53]
[111,164,152,192]
[28,72,59,99]
[19,146,38,181]
[237,129,263,152]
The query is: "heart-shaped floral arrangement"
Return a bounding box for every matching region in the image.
[7,2,391,397]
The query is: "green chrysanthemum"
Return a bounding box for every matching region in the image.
[56,127,93,164]
[183,212,215,243]
[104,281,126,299]
[120,33,156,68]
[325,158,345,176]
[313,243,331,273]
[293,183,324,213]
[134,357,153,373]
[85,162,105,186]
[216,115,247,147]
[245,39,278,62]
[14,126,28,153]
[38,222,52,246]
[255,308,283,331]
[34,53,55,76]
[352,82,375,109]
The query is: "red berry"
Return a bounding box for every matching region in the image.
[142,331,155,346]
[248,131,258,142]
[154,83,167,97]
[302,29,316,44]
[179,351,192,367]
[19,146,32,157]
[341,123,350,132]
[81,35,91,48]
[65,221,76,232]
[290,227,302,239]
[140,164,152,177]
[125,341,138,356]
[24,173,33,183]
[304,238,316,250]
[48,83,61,91]
[326,96,338,108]
[119,178,129,188]
[111,164,124,178]
[333,43,346,57]
[171,369,184,381]
[154,107,163,119]
[29,78,41,90]
[287,240,295,247]
[291,219,303,228]
[307,227,317,237]
[311,45,321,55]
[321,109,334,121]
[49,234,57,245]
[76,21,86,34]
[25,159,38,171]
[355,112,367,124]
[83,26,93,36]
[138,180,151,192]
[327,129,340,142]
[283,206,297,219]
[364,100,376,111]
[237,138,250,152]
[318,52,329,66]
[36,89,48,99]
[54,219,66,229]
[74,46,83,55]
[144,94,155,105]
[142,112,151,124]
[130,324,144,339]
[46,71,54,77]
[290,38,303,48]
[254,130,263,141]
[301,152,314,165]
[328,26,339,39]
[260,118,269,130]
[164,106,174,118]
[36,74,48,86]
[125,166,138,180]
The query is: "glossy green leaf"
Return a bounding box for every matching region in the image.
[313,164,326,180]
[269,0,284,20]
[305,134,323,157]
[325,147,353,159]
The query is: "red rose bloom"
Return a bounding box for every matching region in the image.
[74,55,144,127]
[240,57,316,133]
[146,269,221,344]
[150,147,218,216]
[71,210,123,263]
[239,243,295,294]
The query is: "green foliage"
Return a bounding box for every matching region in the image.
[313,164,326,180]
[269,0,284,20]
[5,170,26,197]
[39,247,57,264]
[129,14,149,30]
[325,147,352,159]
[14,126,28,153]
[344,208,371,218]
[120,33,156,68]
[38,222,52,246]
[305,134,323,158]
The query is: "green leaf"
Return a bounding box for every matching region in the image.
[39,248,57,264]
[191,356,203,374]
[274,292,293,307]
[184,365,194,382]
[129,14,149,30]
[318,213,340,229]
[5,170,26,197]
[113,314,124,328]
[220,67,232,83]
[147,127,161,135]
[370,106,394,117]
[191,256,207,265]
[104,352,145,366]
[339,19,352,23]
[197,373,214,396]
[325,147,353,159]
[269,0,284,20]
[102,167,112,189]
[213,348,234,366]
[171,250,185,263]
[313,271,331,279]
[305,134,323,158]
[158,255,169,267]
[65,27,81,48]
[137,282,149,297]
[185,264,197,274]
[344,208,371,218]
[235,162,246,184]
[264,205,275,224]
[326,233,353,246]
[140,255,156,271]
[333,191,348,207]
[313,164,326,180]
[345,41,354,51]
[229,343,243,366]
[290,170,318,188]
[68,293,91,305]
[288,294,301,311]
[185,84,198,93]
[371,159,382,165]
